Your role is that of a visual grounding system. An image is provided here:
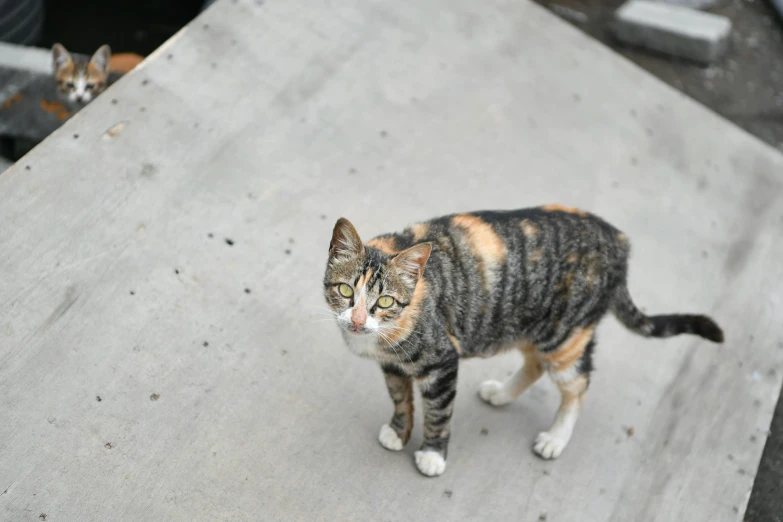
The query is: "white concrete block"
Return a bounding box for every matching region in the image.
[614,0,732,64]
[0,42,51,75]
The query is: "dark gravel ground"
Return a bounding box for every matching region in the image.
[533,0,783,518]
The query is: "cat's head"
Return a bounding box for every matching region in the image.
[52,43,111,104]
[323,218,431,354]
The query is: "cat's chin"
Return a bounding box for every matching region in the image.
[340,329,385,359]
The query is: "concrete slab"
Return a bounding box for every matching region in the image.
[0,0,781,521]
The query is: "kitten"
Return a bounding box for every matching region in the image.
[52,43,111,105]
[322,205,723,477]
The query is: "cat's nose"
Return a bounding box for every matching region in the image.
[351,308,367,331]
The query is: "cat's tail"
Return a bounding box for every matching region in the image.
[610,284,724,343]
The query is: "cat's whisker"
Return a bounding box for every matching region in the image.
[377,327,415,362]
[378,327,420,349]
[379,324,422,344]
[308,305,340,314]
[310,312,339,319]
[376,330,404,364]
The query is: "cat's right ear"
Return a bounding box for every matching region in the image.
[52,43,72,74]
[89,45,112,76]
[329,218,364,259]
[391,242,432,284]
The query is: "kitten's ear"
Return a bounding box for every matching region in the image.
[329,218,364,259]
[89,45,111,75]
[391,243,432,283]
[52,43,72,73]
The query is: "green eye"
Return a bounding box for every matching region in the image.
[338,283,354,298]
[377,296,394,308]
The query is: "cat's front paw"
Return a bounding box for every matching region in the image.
[378,424,404,451]
[533,431,568,459]
[478,379,513,406]
[414,450,446,477]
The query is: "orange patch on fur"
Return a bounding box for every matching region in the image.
[518,339,537,354]
[559,374,589,398]
[54,63,75,82]
[583,252,603,289]
[528,248,543,263]
[451,214,507,289]
[2,93,22,109]
[566,253,578,263]
[542,327,594,372]
[356,268,374,289]
[446,331,462,355]
[380,280,429,346]
[396,378,414,443]
[520,219,539,237]
[367,236,399,255]
[40,99,70,121]
[86,62,107,81]
[542,204,587,216]
[411,223,429,241]
[617,233,628,243]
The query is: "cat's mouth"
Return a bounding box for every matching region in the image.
[338,320,374,336]
[345,326,370,335]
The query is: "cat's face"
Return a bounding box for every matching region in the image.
[323,218,431,357]
[52,44,111,104]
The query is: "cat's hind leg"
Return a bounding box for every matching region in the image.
[533,328,595,459]
[478,345,544,406]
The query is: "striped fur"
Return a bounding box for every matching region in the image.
[323,206,723,476]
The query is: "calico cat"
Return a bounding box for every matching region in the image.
[322,205,723,477]
[52,43,111,104]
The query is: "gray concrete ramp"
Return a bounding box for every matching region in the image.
[1,0,782,520]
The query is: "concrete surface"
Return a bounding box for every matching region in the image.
[1,0,782,521]
[614,0,732,64]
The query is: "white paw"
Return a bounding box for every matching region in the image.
[533,431,568,460]
[414,450,447,477]
[378,424,403,451]
[478,379,513,406]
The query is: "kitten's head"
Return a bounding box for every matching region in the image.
[323,218,431,355]
[52,43,111,104]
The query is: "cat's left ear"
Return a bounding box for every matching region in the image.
[89,45,112,76]
[329,218,364,259]
[391,243,432,284]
